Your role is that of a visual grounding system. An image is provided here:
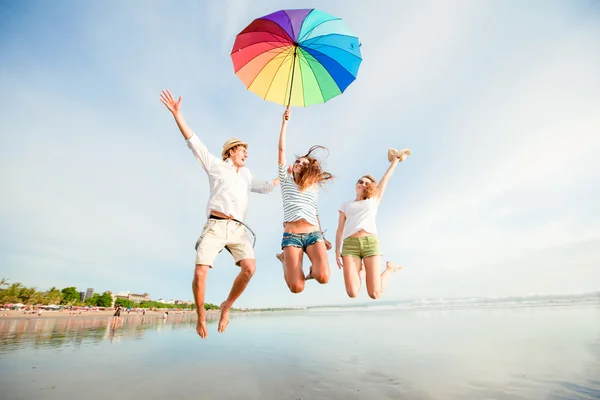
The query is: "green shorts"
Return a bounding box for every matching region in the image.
[341,235,381,259]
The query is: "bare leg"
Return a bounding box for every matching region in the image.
[305,241,330,284]
[359,262,366,282]
[218,258,256,333]
[342,256,363,297]
[278,246,305,293]
[364,257,403,299]
[381,261,402,292]
[192,264,210,338]
[278,252,317,282]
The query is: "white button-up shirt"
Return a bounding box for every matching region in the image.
[186,134,275,222]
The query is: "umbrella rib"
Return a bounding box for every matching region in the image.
[237,20,294,42]
[269,49,296,102]
[303,32,357,42]
[297,48,325,105]
[303,47,358,81]
[240,40,289,52]
[251,48,294,100]
[246,48,291,91]
[304,43,362,66]
[302,36,363,61]
[286,47,297,106]
[235,31,293,75]
[282,10,297,41]
[298,17,341,42]
[233,31,293,52]
[255,16,295,43]
[239,48,288,90]
[234,42,289,72]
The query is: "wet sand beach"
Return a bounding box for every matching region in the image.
[1,304,599,400]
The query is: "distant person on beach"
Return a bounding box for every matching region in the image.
[111,305,122,328]
[161,89,279,339]
[274,107,334,293]
[335,148,409,299]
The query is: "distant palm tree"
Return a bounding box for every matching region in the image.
[29,292,44,305]
[44,287,62,305]
[0,282,23,303]
[19,287,36,304]
[0,278,8,288]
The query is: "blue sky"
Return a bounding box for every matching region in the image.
[1,0,599,308]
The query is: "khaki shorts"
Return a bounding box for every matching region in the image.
[341,235,381,259]
[195,219,254,267]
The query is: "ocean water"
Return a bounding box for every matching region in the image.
[1,304,599,400]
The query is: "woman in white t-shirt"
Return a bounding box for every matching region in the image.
[275,107,333,294]
[335,148,410,299]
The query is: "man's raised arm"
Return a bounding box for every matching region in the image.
[160,89,194,140]
[160,89,216,171]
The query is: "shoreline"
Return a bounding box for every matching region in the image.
[0,309,206,320]
[0,308,295,320]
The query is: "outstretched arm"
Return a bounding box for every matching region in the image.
[160,89,194,140]
[251,177,280,194]
[377,158,400,200]
[335,211,347,269]
[161,89,216,171]
[278,106,290,166]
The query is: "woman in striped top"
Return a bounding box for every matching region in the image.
[275,106,333,294]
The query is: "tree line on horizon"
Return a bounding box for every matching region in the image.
[0,278,222,310]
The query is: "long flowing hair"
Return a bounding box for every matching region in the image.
[359,175,379,200]
[293,145,334,191]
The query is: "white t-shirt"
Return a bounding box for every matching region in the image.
[339,197,380,239]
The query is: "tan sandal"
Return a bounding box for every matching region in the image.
[387,148,411,162]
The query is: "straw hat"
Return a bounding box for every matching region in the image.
[222,138,248,158]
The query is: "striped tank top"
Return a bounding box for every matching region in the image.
[278,164,319,227]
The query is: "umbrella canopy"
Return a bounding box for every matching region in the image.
[231,8,362,107]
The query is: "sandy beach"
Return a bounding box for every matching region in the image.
[2,305,599,400]
[0,309,219,320]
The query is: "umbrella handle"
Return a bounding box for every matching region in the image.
[287,46,298,107]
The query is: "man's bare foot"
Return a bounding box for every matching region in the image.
[385,261,403,272]
[218,302,231,333]
[276,253,284,262]
[196,318,208,339]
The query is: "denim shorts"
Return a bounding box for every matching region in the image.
[281,231,324,251]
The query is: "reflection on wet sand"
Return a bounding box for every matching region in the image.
[0,313,207,353]
[0,310,275,353]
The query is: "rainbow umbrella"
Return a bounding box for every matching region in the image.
[231,8,362,107]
